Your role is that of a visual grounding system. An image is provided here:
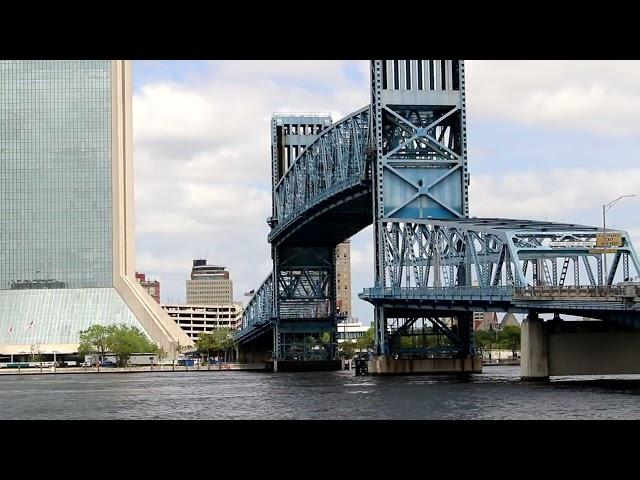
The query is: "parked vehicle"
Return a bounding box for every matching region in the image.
[80,361,92,367]
[99,360,117,368]
[31,361,59,368]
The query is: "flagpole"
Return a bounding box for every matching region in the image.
[8,325,13,363]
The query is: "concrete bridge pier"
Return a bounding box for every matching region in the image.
[521,313,640,380]
[521,312,549,381]
[267,359,342,372]
[368,355,482,375]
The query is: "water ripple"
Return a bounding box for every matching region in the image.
[1,367,639,419]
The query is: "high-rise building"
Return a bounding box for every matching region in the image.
[335,241,352,318]
[186,259,233,304]
[135,272,160,304]
[0,60,193,358]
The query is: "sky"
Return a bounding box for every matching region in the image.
[131,60,640,325]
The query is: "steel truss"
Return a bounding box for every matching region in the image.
[376,218,640,290]
[236,274,274,341]
[371,60,469,357]
[387,316,472,358]
[269,107,370,241]
[237,60,640,361]
[275,246,334,320]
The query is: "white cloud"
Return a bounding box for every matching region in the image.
[132,61,369,306]
[469,167,640,221]
[132,60,640,320]
[466,60,640,136]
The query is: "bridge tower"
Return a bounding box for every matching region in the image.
[268,114,340,368]
[369,60,473,358]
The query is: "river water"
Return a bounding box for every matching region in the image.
[1,366,639,419]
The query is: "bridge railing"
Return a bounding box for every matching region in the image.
[271,106,370,238]
[372,220,640,291]
[236,273,274,339]
[390,346,463,358]
[512,285,640,300]
[361,286,515,301]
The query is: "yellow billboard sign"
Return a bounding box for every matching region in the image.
[596,232,623,247]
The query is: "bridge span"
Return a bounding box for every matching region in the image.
[236,60,640,378]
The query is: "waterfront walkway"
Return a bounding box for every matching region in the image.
[0,363,266,376]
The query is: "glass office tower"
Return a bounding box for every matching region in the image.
[0,60,192,358]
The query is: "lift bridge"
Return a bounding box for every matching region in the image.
[234,60,640,373]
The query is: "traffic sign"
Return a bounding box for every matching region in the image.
[596,232,623,247]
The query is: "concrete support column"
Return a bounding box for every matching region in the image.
[375,306,387,355]
[457,312,474,355]
[521,312,549,381]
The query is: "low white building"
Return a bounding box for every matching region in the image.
[481,348,520,361]
[161,303,244,341]
[336,320,368,343]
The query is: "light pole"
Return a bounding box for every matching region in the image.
[602,195,636,285]
[18,351,27,373]
[52,350,59,372]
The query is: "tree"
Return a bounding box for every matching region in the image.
[197,328,235,364]
[30,343,44,363]
[195,333,216,364]
[354,325,375,354]
[399,335,414,349]
[473,330,495,358]
[155,346,168,363]
[498,325,521,359]
[320,332,331,344]
[214,328,235,362]
[105,324,157,367]
[78,324,112,363]
[340,341,355,359]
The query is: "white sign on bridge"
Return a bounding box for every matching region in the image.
[549,241,596,248]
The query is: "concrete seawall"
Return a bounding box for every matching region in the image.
[0,363,266,376]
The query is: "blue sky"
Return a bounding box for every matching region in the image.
[130,60,640,324]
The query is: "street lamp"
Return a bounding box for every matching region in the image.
[18,351,28,373]
[52,350,60,372]
[602,195,637,285]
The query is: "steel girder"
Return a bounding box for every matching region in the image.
[370,60,469,356]
[386,315,472,357]
[239,108,372,355]
[275,246,334,320]
[269,106,370,243]
[360,218,640,328]
[237,60,640,354]
[371,61,468,223]
[235,273,274,342]
[372,218,640,290]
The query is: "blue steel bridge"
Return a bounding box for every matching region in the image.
[234,60,640,368]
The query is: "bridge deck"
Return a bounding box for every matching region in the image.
[360,286,640,317]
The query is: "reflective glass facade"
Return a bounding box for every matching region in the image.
[0,61,146,348]
[0,289,140,344]
[0,61,113,290]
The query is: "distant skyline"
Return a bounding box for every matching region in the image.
[131,61,640,324]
